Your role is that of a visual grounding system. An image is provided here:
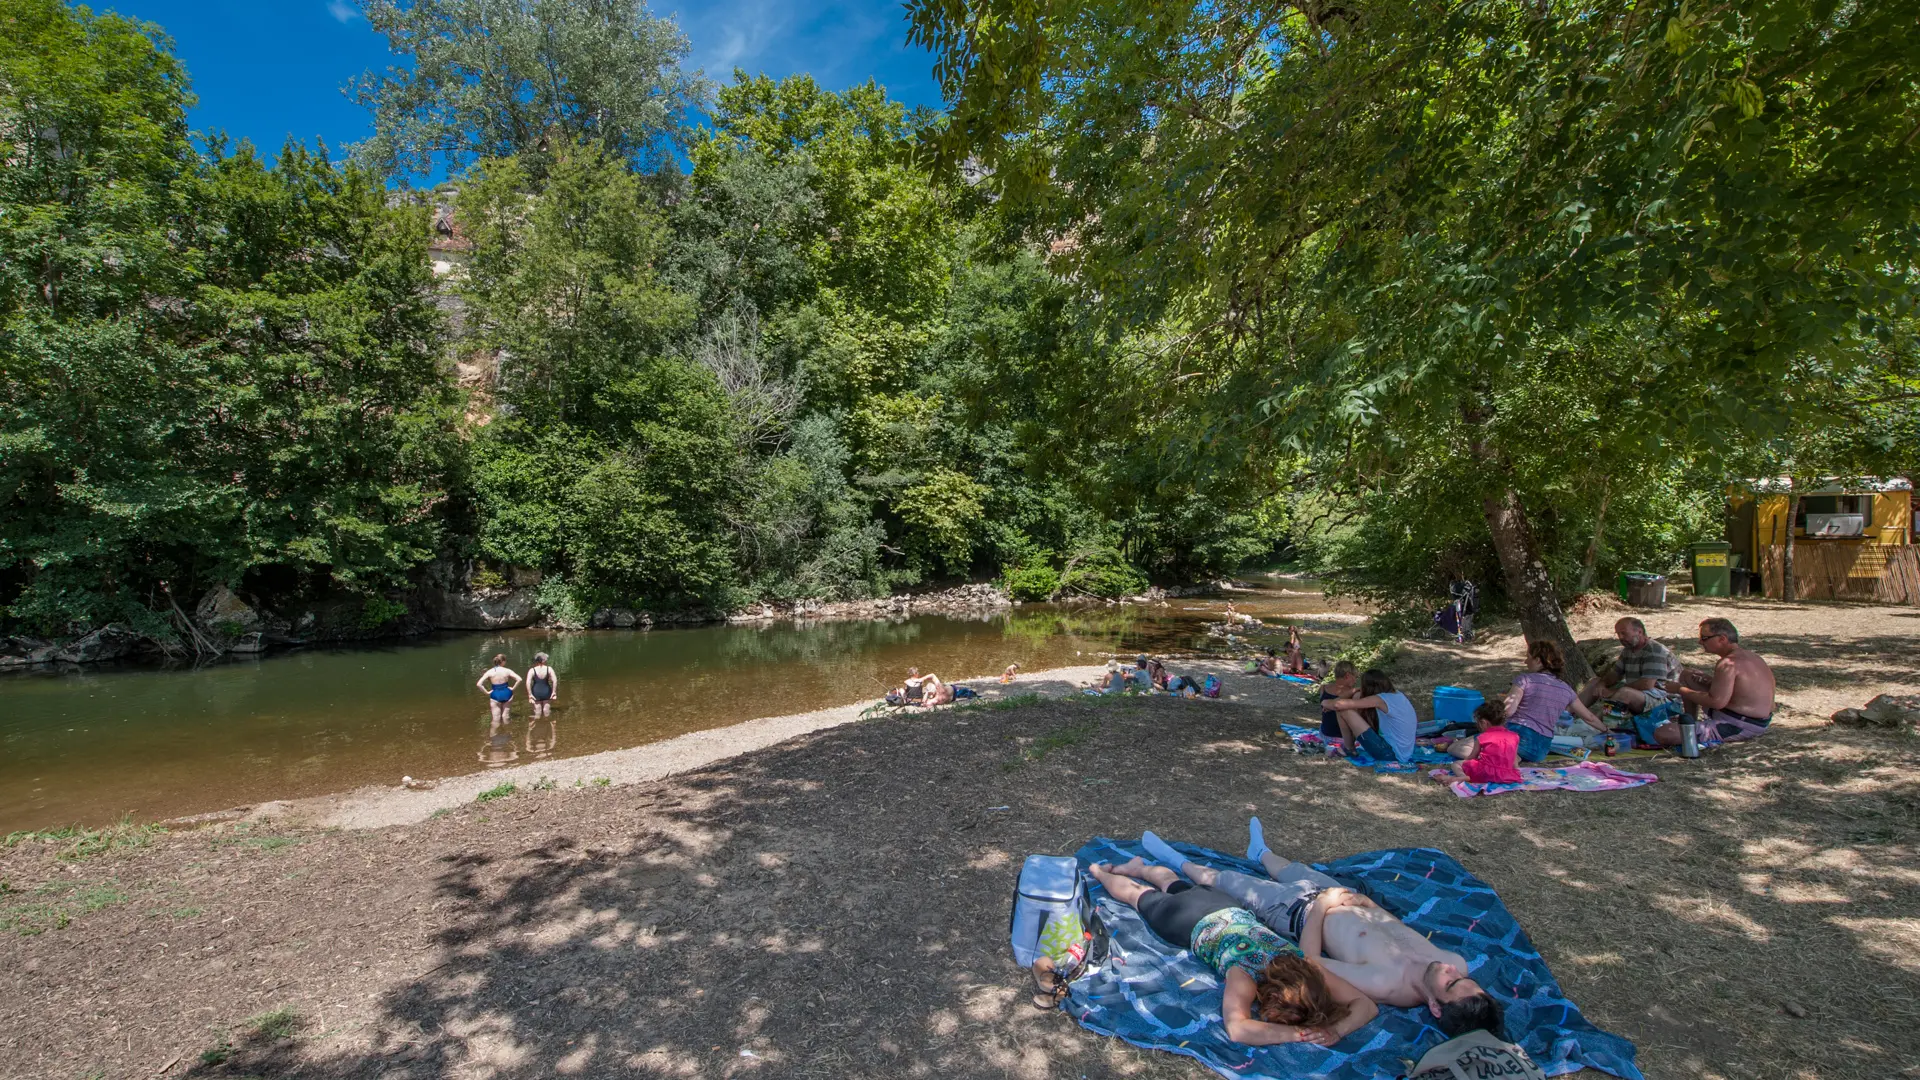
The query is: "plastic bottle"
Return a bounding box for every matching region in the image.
[1679,718,1700,758]
[1604,734,1617,757]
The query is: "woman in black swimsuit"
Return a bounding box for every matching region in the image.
[527,652,559,720]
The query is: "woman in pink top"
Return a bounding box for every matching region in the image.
[1448,641,1606,764]
[1436,701,1524,784]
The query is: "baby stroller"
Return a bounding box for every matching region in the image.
[1429,579,1478,644]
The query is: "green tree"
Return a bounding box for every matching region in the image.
[909,0,1920,678]
[1,0,461,634]
[349,0,708,180]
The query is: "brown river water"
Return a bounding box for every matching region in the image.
[0,577,1360,832]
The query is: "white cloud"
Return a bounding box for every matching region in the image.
[327,0,359,23]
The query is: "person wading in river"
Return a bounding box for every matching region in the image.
[476,654,521,727]
[527,652,559,720]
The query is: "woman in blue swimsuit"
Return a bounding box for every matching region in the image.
[475,653,522,726]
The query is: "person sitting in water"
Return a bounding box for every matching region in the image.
[1435,701,1523,785]
[1324,669,1419,763]
[475,654,521,726]
[527,651,559,720]
[1449,640,1605,765]
[1577,617,1678,716]
[1088,858,1377,1046]
[1283,626,1309,676]
[1650,617,1777,748]
[1139,825,1505,1040]
[1318,661,1358,742]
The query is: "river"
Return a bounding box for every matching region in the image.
[0,577,1358,832]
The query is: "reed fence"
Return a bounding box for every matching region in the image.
[1758,542,1920,605]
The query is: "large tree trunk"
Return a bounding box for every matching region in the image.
[1782,485,1801,602]
[1483,487,1596,686]
[1575,479,1611,594]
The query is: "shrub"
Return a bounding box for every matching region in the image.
[1002,555,1060,600]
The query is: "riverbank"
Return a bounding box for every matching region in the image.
[192,658,1286,831]
[5,598,1914,1080]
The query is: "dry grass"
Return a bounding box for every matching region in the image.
[0,598,1915,1080]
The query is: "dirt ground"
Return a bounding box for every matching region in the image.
[3,597,1916,1080]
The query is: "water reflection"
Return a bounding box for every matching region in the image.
[479,729,520,769]
[0,575,1360,830]
[525,719,558,760]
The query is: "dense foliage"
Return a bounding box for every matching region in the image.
[1,0,457,636]
[908,0,1920,676]
[5,0,1912,644]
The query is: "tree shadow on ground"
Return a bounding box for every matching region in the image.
[171,691,1920,1080]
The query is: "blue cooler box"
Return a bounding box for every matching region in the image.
[1432,685,1485,728]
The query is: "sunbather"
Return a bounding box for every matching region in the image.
[1283,626,1308,675]
[1649,617,1777,748]
[1088,859,1377,1046]
[1255,648,1281,676]
[900,667,929,704]
[1139,825,1505,1040]
[923,674,955,706]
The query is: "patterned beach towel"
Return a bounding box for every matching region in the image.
[1062,838,1643,1080]
[1432,761,1660,799]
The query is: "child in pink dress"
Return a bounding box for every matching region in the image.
[1437,701,1524,785]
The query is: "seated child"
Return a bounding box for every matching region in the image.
[1318,661,1357,739]
[1436,701,1524,785]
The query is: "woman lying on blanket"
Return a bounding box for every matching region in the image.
[1137,825,1507,1041]
[1089,860,1378,1046]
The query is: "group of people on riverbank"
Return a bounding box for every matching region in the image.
[1315,616,1777,778]
[1056,820,1511,1052]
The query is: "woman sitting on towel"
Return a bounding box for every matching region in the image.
[1448,641,1605,765]
[1089,859,1377,1046]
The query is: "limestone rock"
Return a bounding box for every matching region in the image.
[416,562,540,631]
[51,624,144,664]
[194,585,263,636]
[1832,694,1920,731]
[230,632,268,654]
[0,635,57,668]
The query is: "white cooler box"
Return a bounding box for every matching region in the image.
[1009,854,1082,968]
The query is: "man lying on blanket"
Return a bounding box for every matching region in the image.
[1138,822,1507,1040]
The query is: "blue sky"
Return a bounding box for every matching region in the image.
[103,0,944,170]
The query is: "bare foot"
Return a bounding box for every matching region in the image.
[1109,855,1150,877]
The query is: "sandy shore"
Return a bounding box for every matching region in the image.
[275,658,1286,830]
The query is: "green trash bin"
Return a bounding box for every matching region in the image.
[1690,541,1734,598]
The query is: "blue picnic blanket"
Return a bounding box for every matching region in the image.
[1279,723,1457,773]
[1063,838,1643,1080]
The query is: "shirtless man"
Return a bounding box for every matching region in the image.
[1140,823,1505,1039]
[1649,617,1777,748]
[1578,617,1678,715]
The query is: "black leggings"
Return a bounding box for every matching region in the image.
[1135,881,1238,948]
